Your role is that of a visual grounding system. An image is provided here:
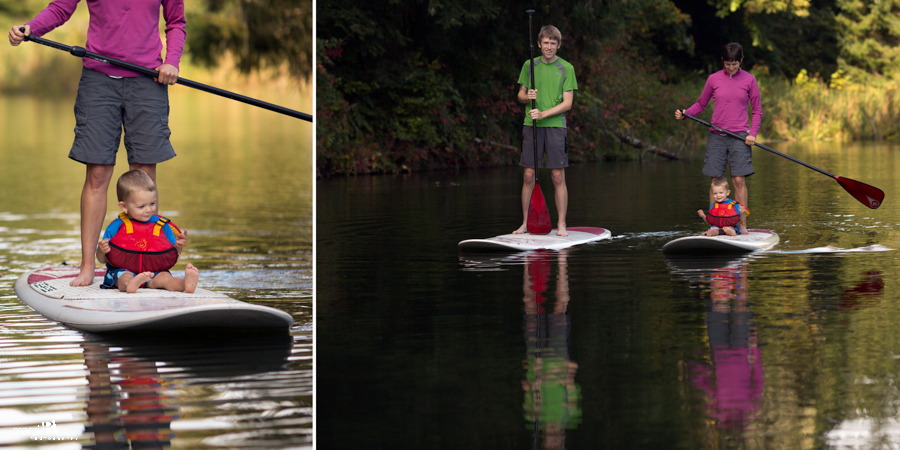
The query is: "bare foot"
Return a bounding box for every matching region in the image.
[184,264,199,294]
[70,265,96,287]
[556,225,568,237]
[724,227,737,236]
[126,272,153,294]
[512,224,527,234]
[706,228,720,237]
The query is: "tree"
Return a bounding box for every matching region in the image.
[186,0,312,80]
[836,0,900,82]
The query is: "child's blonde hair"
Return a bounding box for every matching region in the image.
[116,169,156,202]
[710,177,730,190]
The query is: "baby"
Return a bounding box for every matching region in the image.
[96,169,199,293]
[697,177,749,236]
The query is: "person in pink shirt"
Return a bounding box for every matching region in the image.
[7,1,186,287]
[675,43,763,234]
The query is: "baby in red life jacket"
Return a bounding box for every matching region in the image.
[697,177,749,237]
[96,170,199,294]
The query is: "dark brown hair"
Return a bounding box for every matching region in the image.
[721,43,743,62]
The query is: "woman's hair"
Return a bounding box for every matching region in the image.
[116,169,157,202]
[538,25,562,44]
[722,43,743,62]
[711,177,730,190]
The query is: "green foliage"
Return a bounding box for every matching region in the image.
[835,0,900,83]
[186,0,312,80]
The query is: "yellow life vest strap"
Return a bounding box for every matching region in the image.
[118,213,169,236]
[153,217,169,237]
[118,212,134,234]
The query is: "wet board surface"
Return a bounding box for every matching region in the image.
[13,266,294,332]
[662,229,780,255]
[458,227,611,251]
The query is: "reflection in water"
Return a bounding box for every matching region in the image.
[522,250,581,450]
[670,257,763,435]
[837,271,884,311]
[80,332,291,448]
[83,342,177,449]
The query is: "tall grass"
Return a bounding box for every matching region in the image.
[760,73,900,142]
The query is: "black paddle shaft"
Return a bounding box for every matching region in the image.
[21,29,312,122]
[527,10,538,181]
[681,111,834,177]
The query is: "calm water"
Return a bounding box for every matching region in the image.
[318,140,900,449]
[0,88,312,448]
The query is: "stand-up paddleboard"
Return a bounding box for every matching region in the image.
[14,265,294,332]
[662,229,779,254]
[458,227,611,251]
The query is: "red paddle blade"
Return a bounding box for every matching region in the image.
[835,176,885,209]
[527,184,552,235]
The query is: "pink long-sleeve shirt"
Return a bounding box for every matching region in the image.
[27,0,186,78]
[685,68,763,137]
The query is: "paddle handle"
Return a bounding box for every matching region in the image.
[680,111,836,178]
[22,29,312,122]
[526,10,538,179]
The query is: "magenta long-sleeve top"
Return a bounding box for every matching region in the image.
[684,68,763,137]
[27,0,186,78]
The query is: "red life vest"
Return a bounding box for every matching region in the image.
[705,200,744,228]
[106,213,180,273]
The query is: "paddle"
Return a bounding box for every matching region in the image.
[681,111,884,209]
[20,28,312,122]
[525,10,551,234]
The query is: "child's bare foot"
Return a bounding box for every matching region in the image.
[512,224,527,234]
[184,264,199,294]
[723,227,737,236]
[557,224,568,237]
[127,272,153,293]
[705,228,720,237]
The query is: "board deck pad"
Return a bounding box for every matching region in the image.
[458,227,611,251]
[662,229,779,254]
[14,266,293,332]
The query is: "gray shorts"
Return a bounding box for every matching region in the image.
[702,131,754,178]
[69,67,176,165]
[520,126,568,169]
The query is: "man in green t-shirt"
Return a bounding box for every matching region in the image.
[513,25,578,237]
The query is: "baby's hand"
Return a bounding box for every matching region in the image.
[697,209,706,218]
[98,238,111,254]
[176,230,188,250]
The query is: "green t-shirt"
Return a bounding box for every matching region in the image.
[518,56,578,128]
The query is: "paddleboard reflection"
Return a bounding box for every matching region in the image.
[77,332,292,448]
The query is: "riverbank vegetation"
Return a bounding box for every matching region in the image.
[318,0,900,176]
[0,1,311,98]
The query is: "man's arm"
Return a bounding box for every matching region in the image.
[518,85,536,104]
[528,90,574,121]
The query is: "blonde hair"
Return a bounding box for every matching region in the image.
[710,177,730,190]
[116,169,156,202]
[538,25,562,45]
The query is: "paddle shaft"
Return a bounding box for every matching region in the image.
[681,111,834,178]
[526,10,539,180]
[22,30,312,122]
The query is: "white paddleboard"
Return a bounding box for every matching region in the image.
[458,226,611,251]
[662,229,779,254]
[13,265,294,332]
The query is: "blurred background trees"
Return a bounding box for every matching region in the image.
[318,0,900,176]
